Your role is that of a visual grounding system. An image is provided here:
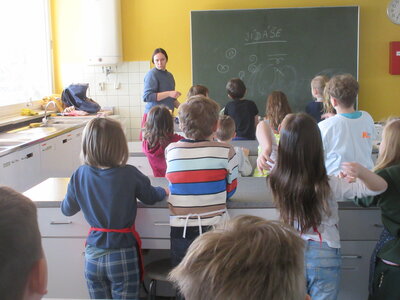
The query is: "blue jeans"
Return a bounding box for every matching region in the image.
[305,241,341,300]
[170,237,197,268]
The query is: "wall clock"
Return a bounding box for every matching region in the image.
[387,0,400,24]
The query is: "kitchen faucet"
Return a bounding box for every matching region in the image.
[42,101,56,125]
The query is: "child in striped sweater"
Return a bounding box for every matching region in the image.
[165,95,239,267]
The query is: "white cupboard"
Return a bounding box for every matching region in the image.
[37,206,381,300]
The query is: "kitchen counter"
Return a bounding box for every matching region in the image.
[25,176,366,210]
[0,113,117,157]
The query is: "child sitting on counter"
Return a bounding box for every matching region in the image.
[224,78,259,140]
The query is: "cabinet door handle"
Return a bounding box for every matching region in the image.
[373,224,384,228]
[341,255,362,259]
[50,221,72,225]
[154,222,170,226]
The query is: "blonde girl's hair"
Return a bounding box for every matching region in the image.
[143,105,174,149]
[311,75,329,98]
[269,113,331,232]
[169,215,306,300]
[81,117,128,168]
[265,91,292,132]
[374,118,400,171]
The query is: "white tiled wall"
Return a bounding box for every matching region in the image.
[60,61,150,141]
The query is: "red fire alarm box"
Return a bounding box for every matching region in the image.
[390,41,400,75]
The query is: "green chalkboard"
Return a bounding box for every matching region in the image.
[191,6,359,115]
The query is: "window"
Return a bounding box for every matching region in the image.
[0,0,52,107]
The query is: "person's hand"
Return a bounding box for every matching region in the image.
[164,187,170,196]
[338,171,356,183]
[170,91,181,99]
[242,147,250,157]
[340,162,366,182]
[173,99,180,108]
[63,106,75,112]
[257,149,274,172]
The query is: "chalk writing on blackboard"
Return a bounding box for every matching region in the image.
[244,26,286,46]
[225,48,237,59]
[248,55,258,73]
[247,55,297,99]
[268,54,288,65]
[217,64,230,74]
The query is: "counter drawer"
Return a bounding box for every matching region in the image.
[38,208,89,237]
[339,209,382,241]
[136,208,170,238]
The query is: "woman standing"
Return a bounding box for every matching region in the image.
[141,48,181,139]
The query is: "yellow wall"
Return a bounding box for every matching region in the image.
[51,0,400,120]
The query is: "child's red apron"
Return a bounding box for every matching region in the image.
[88,225,144,281]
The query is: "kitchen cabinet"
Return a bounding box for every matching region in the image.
[39,138,58,179]
[0,144,41,192]
[31,176,381,300]
[17,145,42,192]
[339,241,376,300]
[51,127,84,178]
[38,208,89,299]
[0,150,19,190]
[42,238,88,298]
[39,127,84,181]
[38,206,380,300]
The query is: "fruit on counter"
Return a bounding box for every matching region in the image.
[21,108,39,116]
[29,123,42,128]
[42,95,64,112]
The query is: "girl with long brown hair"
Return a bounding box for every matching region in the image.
[255,91,291,176]
[269,113,387,300]
[142,105,183,177]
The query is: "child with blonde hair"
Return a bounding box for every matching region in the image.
[305,75,329,122]
[62,117,168,300]
[142,105,183,177]
[255,91,291,176]
[169,215,309,300]
[353,118,400,299]
[270,113,387,300]
[216,115,253,176]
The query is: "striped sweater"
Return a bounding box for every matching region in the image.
[165,139,238,230]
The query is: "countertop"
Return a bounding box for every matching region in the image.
[24,176,366,210]
[0,113,116,157]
